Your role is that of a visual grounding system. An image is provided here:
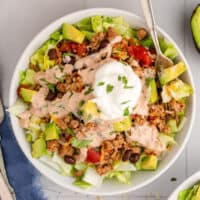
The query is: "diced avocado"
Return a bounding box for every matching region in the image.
[19,69,36,85]
[31,138,46,158]
[26,133,32,142]
[148,78,158,104]
[20,88,36,102]
[140,155,158,170]
[112,116,132,132]
[91,16,103,33]
[159,62,187,85]
[45,122,60,141]
[196,186,200,197]
[191,5,200,51]
[167,79,193,100]
[167,119,178,133]
[62,23,85,44]
[82,100,99,121]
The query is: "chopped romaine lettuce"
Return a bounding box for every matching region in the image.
[73,180,92,189]
[114,161,136,171]
[30,39,56,70]
[52,153,73,176]
[140,36,154,48]
[159,37,178,60]
[159,133,176,148]
[167,79,193,100]
[81,31,95,41]
[50,29,63,41]
[19,69,36,85]
[91,16,103,33]
[8,99,28,116]
[74,17,93,32]
[167,119,178,133]
[82,167,103,187]
[106,171,132,184]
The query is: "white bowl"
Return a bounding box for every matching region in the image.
[168,171,200,199]
[9,8,196,196]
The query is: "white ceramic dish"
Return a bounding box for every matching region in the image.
[9,8,196,196]
[168,171,200,199]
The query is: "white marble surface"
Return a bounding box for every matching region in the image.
[0,0,200,199]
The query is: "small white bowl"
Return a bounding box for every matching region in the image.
[9,8,196,196]
[168,171,200,199]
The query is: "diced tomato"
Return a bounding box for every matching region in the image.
[128,45,152,66]
[57,40,87,57]
[86,148,100,163]
[70,43,87,57]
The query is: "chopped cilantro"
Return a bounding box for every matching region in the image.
[121,100,131,105]
[122,76,128,85]
[118,75,122,81]
[106,84,114,93]
[78,100,85,108]
[124,85,134,89]
[66,127,75,137]
[47,83,56,93]
[123,107,130,116]
[77,110,83,116]
[98,82,105,86]
[84,86,94,95]
[69,91,74,98]
[71,138,91,148]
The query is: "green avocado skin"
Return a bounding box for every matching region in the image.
[191,4,200,51]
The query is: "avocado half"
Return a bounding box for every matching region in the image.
[191,4,200,51]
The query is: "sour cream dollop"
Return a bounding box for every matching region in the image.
[94,61,142,119]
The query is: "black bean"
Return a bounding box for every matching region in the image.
[100,39,109,49]
[129,153,140,164]
[45,90,57,101]
[122,150,132,161]
[69,56,76,65]
[64,155,76,164]
[48,48,57,60]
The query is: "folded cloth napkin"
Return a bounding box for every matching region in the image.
[0,113,46,200]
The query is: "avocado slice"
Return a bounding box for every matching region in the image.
[148,78,158,104]
[140,155,158,170]
[112,116,132,132]
[31,138,46,158]
[20,88,36,102]
[191,5,200,51]
[62,23,85,44]
[159,61,187,85]
[45,122,60,141]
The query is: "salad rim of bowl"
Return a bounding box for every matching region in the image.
[8,8,196,196]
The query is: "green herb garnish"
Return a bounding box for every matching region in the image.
[98,82,105,86]
[84,86,94,95]
[47,83,56,93]
[106,84,114,93]
[123,107,130,116]
[121,100,131,105]
[66,127,76,137]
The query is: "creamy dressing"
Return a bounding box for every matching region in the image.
[30,88,93,118]
[127,123,165,154]
[35,64,73,85]
[77,120,116,147]
[94,61,142,119]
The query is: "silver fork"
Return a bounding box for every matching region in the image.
[141,0,173,69]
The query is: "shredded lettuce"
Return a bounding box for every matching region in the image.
[106,171,132,184]
[30,39,56,70]
[19,69,36,85]
[73,180,92,189]
[52,153,73,176]
[82,167,103,187]
[159,133,176,148]
[159,37,178,60]
[74,17,93,32]
[8,99,28,116]
[114,161,136,171]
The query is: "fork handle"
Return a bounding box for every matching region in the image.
[0,172,13,200]
[141,0,162,55]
